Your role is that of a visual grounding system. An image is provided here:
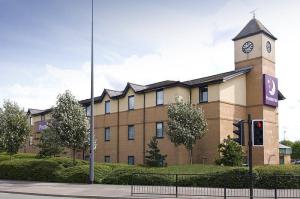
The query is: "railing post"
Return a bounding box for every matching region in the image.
[224,187,227,199]
[274,175,277,199]
[131,173,134,196]
[175,174,178,198]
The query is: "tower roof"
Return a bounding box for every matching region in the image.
[233,18,277,41]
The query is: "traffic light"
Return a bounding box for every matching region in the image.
[233,120,244,145]
[252,120,264,145]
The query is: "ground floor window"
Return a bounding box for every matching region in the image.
[104,156,111,163]
[104,127,110,142]
[29,136,33,145]
[156,122,164,138]
[128,156,135,165]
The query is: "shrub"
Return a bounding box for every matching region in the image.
[102,167,148,185]
[177,168,251,188]
[254,165,300,189]
[0,155,9,162]
[216,136,244,166]
[145,136,167,167]
[13,153,37,159]
[49,157,87,168]
[57,165,112,183]
[37,128,63,157]
[0,159,61,181]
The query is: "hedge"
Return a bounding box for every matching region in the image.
[0,154,300,189]
[57,165,112,183]
[0,159,61,181]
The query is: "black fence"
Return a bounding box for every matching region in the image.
[131,173,300,198]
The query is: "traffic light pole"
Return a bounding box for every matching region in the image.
[248,114,253,199]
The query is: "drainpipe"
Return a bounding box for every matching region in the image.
[117,98,120,163]
[189,87,192,104]
[143,93,146,164]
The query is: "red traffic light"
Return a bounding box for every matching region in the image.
[256,121,262,128]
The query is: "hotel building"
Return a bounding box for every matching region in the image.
[24,18,285,165]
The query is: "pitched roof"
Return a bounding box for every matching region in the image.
[27,108,44,115]
[233,18,277,41]
[140,80,188,92]
[128,83,147,92]
[183,66,252,86]
[279,143,291,149]
[31,108,52,116]
[79,96,102,106]
[106,89,123,97]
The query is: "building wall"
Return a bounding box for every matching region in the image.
[234,32,279,165]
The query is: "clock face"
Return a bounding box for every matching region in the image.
[242,41,254,54]
[266,41,271,53]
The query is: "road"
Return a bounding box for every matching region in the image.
[0,193,90,199]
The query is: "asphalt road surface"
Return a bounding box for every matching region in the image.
[0,193,90,199]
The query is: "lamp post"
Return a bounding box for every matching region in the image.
[89,0,95,184]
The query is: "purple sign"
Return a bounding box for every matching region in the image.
[263,74,278,107]
[36,121,48,132]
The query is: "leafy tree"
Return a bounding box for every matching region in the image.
[0,100,30,158]
[37,128,63,157]
[167,99,207,164]
[280,140,294,148]
[292,141,300,160]
[49,90,88,165]
[145,136,167,167]
[215,136,244,166]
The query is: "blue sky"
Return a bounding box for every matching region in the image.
[1,0,300,140]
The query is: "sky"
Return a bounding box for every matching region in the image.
[0,0,299,141]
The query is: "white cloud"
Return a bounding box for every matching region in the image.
[1,0,300,141]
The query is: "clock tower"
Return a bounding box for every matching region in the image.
[233,18,279,165]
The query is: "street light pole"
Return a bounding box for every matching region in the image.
[89,0,95,184]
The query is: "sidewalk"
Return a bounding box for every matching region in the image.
[0,180,136,199]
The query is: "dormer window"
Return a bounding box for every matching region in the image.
[156,90,164,106]
[199,86,208,103]
[128,95,135,110]
[105,100,110,114]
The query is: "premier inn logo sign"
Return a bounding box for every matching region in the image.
[263,74,278,107]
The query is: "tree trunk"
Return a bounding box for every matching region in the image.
[189,149,193,165]
[72,148,76,165]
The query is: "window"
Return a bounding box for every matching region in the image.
[128,156,135,165]
[86,105,91,117]
[104,156,111,163]
[128,95,135,110]
[156,122,164,138]
[128,125,135,140]
[156,90,164,105]
[105,100,110,114]
[199,86,208,103]
[159,158,164,167]
[104,127,110,141]
[30,117,33,126]
[41,114,45,121]
[29,136,33,146]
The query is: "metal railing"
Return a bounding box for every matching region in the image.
[131,173,300,198]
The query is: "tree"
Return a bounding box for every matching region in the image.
[49,90,88,165]
[37,128,63,157]
[215,136,244,166]
[0,100,30,158]
[292,141,300,160]
[280,140,294,148]
[145,136,167,167]
[167,99,207,164]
